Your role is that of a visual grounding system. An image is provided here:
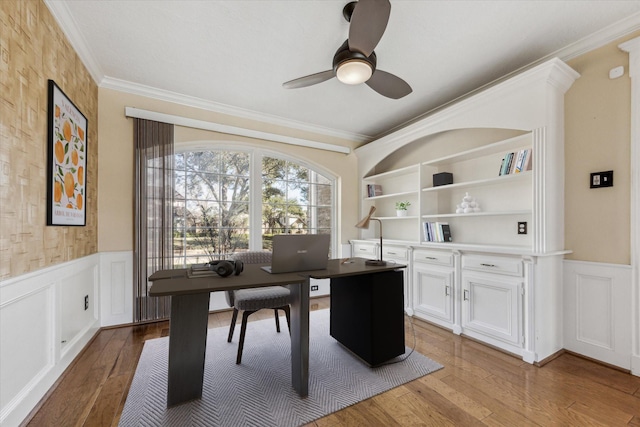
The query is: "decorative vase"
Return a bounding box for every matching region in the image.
[396,210,407,217]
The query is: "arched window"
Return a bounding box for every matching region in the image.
[172,145,336,266]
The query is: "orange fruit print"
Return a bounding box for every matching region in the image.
[77,166,84,186]
[64,172,75,198]
[78,127,84,142]
[71,150,78,166]
[55,140,64,164]
[76,194,83,210]
[62,120,72,142]
[54,181,63,203]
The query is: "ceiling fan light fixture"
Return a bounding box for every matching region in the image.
[336,59,372,85]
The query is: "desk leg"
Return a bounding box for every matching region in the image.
[288,280,309,397]
[167,292,210,407]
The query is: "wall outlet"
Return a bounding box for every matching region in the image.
[310,285,319,291]
[84,295,89,310]
[517,222,527,235]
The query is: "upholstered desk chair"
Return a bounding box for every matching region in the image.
[227,251,291,364]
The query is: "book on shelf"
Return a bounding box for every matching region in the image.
[499,148,532,176]
[422,221,452,243]
[366,184,383,197]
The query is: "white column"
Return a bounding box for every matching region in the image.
[619,37,640,377]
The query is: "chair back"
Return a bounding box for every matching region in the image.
[226,251,273,307]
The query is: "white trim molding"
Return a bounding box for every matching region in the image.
[125,107,351,155]
[619,37,640,376]
[563,260,633,371]
[99,251,134,327]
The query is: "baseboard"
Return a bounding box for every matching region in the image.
[534,349,565,367]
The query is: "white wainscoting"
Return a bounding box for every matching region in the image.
[0,254,101,427]
[100,251,134,326]
[563,260,632,370]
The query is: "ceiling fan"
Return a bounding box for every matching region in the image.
[282,0,412,99]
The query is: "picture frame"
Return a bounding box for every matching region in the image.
[47,80,88,226]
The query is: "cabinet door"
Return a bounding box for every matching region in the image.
[352,242,377,260]
[461,273,522,345]
[413,264,454,328]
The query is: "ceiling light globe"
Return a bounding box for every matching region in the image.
[336,60,372,85]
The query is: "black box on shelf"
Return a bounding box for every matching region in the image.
[433,172,453,187]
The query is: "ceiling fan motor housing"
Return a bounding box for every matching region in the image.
[333,40,377,75]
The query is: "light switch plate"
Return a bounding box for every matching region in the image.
[590,170,614,188]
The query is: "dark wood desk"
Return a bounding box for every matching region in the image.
[148,258,405,407]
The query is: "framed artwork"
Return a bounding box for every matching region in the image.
[47,80,88,226]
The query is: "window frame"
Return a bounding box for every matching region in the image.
[174,140,338,262]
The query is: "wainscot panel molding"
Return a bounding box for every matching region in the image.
[563,259,632,370]
[0,254,101,427]
[99,251,134,327]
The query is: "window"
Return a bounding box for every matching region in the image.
[261,157,333,250]
[173,147,335,266]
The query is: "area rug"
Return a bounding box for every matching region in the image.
[119,309,443,427]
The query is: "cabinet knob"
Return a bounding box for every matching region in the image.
[445,286,450,296]
[480,263,496,268]
[463,289,470,301]
[425,256,437,260]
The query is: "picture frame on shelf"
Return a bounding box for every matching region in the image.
[46,80,88,226]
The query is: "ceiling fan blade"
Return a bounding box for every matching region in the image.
[348,0,391,57]
[283,70,335,89]
[365,69,412,99]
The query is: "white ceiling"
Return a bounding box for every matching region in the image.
[46,1,640,142]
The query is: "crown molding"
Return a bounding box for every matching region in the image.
[101,77,370,144]
[45,0,640,144]
[43,0,104,84]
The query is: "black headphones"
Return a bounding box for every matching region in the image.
[209,260,243,277]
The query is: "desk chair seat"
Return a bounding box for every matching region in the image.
[227,251,291,364]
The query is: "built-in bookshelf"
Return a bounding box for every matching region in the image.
[353,57,579,365]
[361,132,535,249]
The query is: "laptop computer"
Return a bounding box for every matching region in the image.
[261,234,330,274]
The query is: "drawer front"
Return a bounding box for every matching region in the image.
[462,255,523,277]
[413,249,453,267]
[352,242,376,259]
[382,246,407,261]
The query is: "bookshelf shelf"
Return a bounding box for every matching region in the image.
[373,215,420,221]
[363,164,419,181]
[421,210,531,219]
[421,133,530,167]
[421,171,531,193]
[365,190,419,201]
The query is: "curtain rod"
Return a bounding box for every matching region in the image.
[124,107,351,154]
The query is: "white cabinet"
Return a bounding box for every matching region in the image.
[413,261,454,329]
[353,58,578,364]
[461,270,523,347]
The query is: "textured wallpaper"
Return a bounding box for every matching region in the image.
[0,0,98,279]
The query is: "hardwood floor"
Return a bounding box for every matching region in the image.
[25,297,640,426]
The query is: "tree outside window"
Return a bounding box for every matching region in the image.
[172,149,334,266]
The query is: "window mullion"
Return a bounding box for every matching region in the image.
[249,151,263,250]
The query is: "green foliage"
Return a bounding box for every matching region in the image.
[395,201,411,210]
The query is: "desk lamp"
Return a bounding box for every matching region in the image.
[355,206,386,266]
